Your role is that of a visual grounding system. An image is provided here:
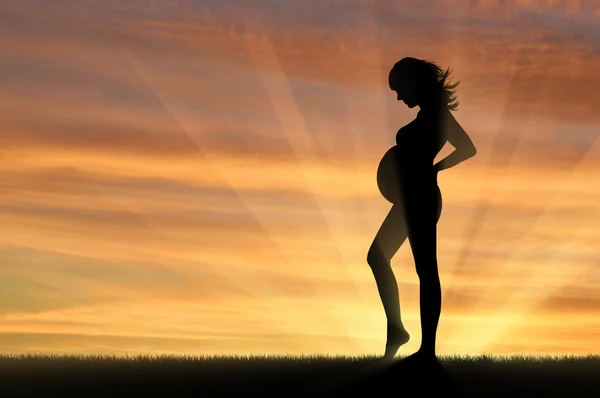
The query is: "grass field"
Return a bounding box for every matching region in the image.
[1,353,599,397]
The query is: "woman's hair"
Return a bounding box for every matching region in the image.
[390,57,460,111]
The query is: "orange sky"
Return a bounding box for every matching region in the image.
[1,0,599,357]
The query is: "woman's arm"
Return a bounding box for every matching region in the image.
[434,112,476,172]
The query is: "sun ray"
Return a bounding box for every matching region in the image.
[301,91,374,306]
[236,2,371,352]
[119,46,365,354]
[465,137,600,352]
[443,43,551,312]
[445,6,597,349]
[115,51,278,294]
[135,0,370,354]
[2,0,598,357]
[452,89,600,351]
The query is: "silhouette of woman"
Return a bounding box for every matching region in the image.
[368,57,476,360]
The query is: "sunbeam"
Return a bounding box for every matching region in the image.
[442,44,554,323]
[445,7,598,349]
[238,2,370,352]
[1,0,598,357]
[120,47,364,354]
[464,136,600,351]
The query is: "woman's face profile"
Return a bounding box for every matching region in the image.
[389,71,419,108]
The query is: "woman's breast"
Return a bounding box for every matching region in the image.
[396,124,442,167]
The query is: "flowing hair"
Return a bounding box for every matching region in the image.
[390,57,460,111]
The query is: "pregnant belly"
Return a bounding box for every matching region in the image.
[377,145,435,204]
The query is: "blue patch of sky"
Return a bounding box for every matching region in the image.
[0,53,163,114]
[196,0,367,29]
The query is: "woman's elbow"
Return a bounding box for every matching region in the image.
[464,146,477,158]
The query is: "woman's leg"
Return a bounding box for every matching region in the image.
[405,185,443,356]
[367,204,410,358]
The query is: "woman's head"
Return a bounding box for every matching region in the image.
[388,57,460,111]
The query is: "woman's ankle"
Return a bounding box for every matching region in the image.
[417,345,436,356]
[387,321,406,331]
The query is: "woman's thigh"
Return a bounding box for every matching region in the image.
[403,184,442,266]
[368,204,410,262]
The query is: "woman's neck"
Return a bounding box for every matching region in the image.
[419,103,446,116]
[418,93,446,112]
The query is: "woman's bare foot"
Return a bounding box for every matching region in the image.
[383,324,410,359]
[402,348,438,365]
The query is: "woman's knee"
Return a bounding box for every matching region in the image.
[415,260,439,280]
[367,245,390,268]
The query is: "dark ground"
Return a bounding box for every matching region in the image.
[1,354,598,397]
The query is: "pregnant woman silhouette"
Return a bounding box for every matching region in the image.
[368,57,476,361]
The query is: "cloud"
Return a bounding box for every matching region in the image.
[4,0,600,125]
[0,0,599,355]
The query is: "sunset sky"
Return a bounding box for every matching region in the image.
[1,0,599,357]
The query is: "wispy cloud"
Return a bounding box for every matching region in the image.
[0,0,598,355]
